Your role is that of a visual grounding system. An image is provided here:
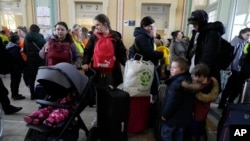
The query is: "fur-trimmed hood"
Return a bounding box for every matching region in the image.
[182,77,219,103]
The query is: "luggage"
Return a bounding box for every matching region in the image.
[217,80,250,141]
[217,103,250,141]
[96,85,130,141]
[127,95,151,134]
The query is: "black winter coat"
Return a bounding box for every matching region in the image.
[129,27,163,65]
[24,32,46,76]
[187,21,225,82]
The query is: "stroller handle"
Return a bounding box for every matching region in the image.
[84,68,96,79]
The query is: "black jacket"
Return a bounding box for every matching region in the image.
[187,21,225,80]
[130,27,163,65]
[24,32,46,75]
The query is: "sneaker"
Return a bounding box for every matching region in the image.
[4,106,22,115]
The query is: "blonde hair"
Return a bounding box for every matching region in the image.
[72,24,81,31]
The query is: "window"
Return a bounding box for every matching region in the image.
[208,10,217,22]
[209,0,218,5]
[231,0,250,40]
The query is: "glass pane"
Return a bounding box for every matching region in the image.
[234,14,246,24]
[0,14,23,31]
[208,10,217,22]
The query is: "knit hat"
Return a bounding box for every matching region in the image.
[140,16,155,27]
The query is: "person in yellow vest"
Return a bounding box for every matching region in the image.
[71,24,84,60]
[0,30,9,46]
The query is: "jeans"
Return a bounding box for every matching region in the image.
[161,124,184,141]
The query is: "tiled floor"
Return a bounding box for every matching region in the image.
[0,74,220,141]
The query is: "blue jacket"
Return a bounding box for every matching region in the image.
[162,72,194,128]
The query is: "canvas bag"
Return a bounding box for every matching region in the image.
[123,54,154,96]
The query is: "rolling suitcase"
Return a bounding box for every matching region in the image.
[127,95,151,134]
[96,85,130,141]
[217,79,250,141]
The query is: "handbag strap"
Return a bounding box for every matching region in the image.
[32,41,41,51]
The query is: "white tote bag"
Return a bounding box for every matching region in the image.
[123,54,154,96]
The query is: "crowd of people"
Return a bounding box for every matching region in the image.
[0,10,250,141]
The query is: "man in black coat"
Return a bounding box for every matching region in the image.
[186,10,225,90]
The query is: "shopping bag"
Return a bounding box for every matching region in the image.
[123,54,154,96]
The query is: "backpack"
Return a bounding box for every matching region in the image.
[46,40,71,66]
[0,40,12,74]
[93,33,116,70]
[218,38,235,70]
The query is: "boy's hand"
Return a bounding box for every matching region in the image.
[161,116,166,121]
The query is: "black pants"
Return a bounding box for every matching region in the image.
[0,78,11,112]
[10,71,22,97]
[219,71,243,106]
[27,73,37,98]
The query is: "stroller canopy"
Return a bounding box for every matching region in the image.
[36,62,88,95]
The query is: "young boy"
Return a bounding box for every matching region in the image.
[182,63,219,141]
[161,57,194,141]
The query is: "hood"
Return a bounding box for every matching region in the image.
[133,27,151,38]
[36,62,88,95]
[182,77,219,103]
[6,42,18,49]
[202,21,225,36]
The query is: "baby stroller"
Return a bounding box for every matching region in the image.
[24,62,95,141]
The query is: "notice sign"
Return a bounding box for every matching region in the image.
[141,4,169,29]
[36,7,51,38]
[75,3,103,19]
